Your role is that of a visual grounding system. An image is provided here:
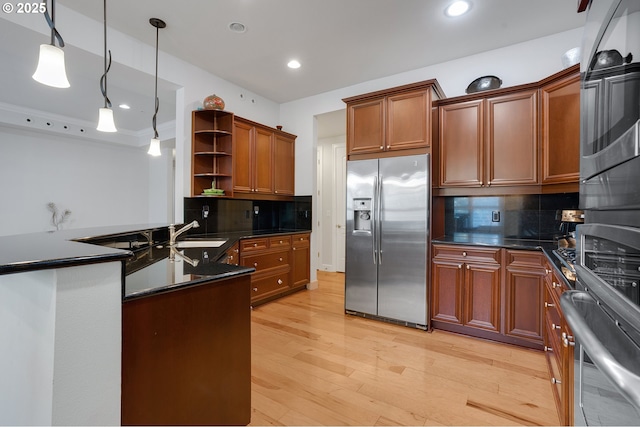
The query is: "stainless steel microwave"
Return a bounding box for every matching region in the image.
[580,0,640,221]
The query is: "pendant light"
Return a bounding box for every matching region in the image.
[97,0,117,132]
[32,0,70,88]
[147,18,166,157]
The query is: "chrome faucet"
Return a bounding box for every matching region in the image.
[168,220,199,246]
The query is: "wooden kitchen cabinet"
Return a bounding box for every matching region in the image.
[439,89,538,188]
[233,118,274,195]
[291,233,311,287]
[233,117,296,198]
[121,273,251,426]
[540,65,580,187]
[504,250,545,346]
[432,244,545,349]
[240,233,310,306]
[191,112,296,199]
[191,110,234,196]
[343,80,444,157]
[542,258,574,426]
[432,245,501,334]
[273,133,295,196]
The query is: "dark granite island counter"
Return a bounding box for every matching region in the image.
[0,224,254,426]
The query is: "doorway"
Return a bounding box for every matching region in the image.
[316,109,346,272]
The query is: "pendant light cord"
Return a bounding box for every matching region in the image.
[152,23,159,139]
[43,0,65,47]
[99,0,112,109]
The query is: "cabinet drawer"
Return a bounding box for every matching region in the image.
[433,245,501,263]
[269,235,291,249]
[251,274,289,299]
[550,271,568,301]
[241,238,269,252]
[292,233,310,249]
[505,250,545,268]
[242,251,289,272]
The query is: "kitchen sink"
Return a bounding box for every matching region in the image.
[175,239,228,248]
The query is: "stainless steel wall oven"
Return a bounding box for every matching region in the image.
[561,1,640,425]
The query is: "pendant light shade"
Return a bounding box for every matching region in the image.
[97,107,117,132]
[148,137,161,156]
[97,0,117,132]
[148,18,166,156]
[33,0,70,88]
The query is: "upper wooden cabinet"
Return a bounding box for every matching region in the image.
[436,64,580,195]
[233,119,274,195]
[191,110,234,196]
[439,88,538,189]
[273,133,295,196]
[343,80,444,157]
[540,66,580,186]
[191,111,296,199]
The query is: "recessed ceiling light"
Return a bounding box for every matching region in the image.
[118,104,131,110]
[228,22,247,33]
[287,59,301,69]
[445,0,471,17]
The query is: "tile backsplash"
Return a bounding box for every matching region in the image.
[443,193,579,241]
[183,196,312,235]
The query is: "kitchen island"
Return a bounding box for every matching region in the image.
[0,224,255,426]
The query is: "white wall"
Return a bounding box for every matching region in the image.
[0,262,122,426]
[279,27,583,278]
[0,125,153,236]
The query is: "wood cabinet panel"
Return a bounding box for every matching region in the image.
[274,133,295,196]
[122,274,251,426]
[432,259,464,324]
[254,126,274,194]
[504,250,545,344]
[486,90,538,186]
[292,233,311,288]
[386,91,429,150]
[232,120,253,193]
[540,69,580,184]
[464,262,501,332]
[439,100,483,187]
[347,99,385,154]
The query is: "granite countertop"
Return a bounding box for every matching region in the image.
[0,224,310,300]
[433,233,574,287]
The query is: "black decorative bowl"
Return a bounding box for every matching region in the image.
[465,75,502,94]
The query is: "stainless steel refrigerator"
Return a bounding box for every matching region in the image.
[345,154,429,328]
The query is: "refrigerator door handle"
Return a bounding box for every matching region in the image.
[372,176,378,265]
[378,176,383,265]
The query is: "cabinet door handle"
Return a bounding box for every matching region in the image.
[458,264,463,269]
[544,345,552,352]
[252,287,258,292]
[466,265,470,270]
[254,262,258,267]
[277,279,283,285]
[462,251,467,257]
[254,243,258,247]
[552,323,561,330]
[379,145,384,150]
[545,302,555,308]
[279,257,283,262]
[279,240,283,244]
[551,378,561,385]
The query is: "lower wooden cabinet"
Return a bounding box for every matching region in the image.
[121,274,251,426]
[504,250,545,345]
[240,232,310,305]
[432,244,544,349]
[432,245,501,333]
[542,259,574,426]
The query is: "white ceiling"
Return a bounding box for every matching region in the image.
[1,0,586,135]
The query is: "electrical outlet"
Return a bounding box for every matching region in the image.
[492,211,500,222]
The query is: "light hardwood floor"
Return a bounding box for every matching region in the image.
[249,271,559,426]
